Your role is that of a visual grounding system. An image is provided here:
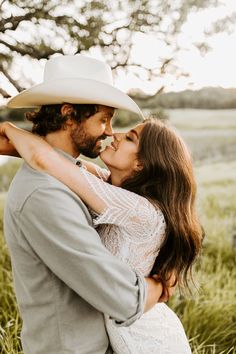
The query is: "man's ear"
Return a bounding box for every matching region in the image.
[61,104,74,126]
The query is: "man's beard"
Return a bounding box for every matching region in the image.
[71,124,106,158]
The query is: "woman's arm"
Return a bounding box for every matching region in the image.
[1,122,106,213]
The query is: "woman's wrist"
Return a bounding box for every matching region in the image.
[1,122,18,142]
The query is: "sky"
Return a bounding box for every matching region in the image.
[114,0,236,94]
[1,0,236,101]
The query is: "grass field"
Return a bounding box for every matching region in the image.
[166,109,236,130]
[167,109,236,164]
[0,109,236,353]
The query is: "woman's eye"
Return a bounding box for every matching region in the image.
[126,135,132,141]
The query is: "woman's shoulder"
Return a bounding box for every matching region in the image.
[137,196,165,224]
[78,165,165,224]
[121,188,166,226]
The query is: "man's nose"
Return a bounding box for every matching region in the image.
[104,121,114,137]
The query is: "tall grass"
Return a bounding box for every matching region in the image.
[0,194,23,353]
[170,161,236,354]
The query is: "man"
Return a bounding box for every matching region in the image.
[3,55,172,354]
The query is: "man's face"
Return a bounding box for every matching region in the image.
[70,105,115,158]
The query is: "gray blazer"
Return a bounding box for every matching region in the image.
[3,151,146,354]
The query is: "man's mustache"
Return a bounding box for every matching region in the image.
[96,135,107,142]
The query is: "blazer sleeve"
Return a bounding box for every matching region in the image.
[18,180,147,326]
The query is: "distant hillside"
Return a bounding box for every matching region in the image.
[131,87,236,109]
[1,87,236,124]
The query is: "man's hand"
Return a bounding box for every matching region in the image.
[144,270,177,312]
[158,283,177,303]
[153,271,177,303]
[144,277,163,312]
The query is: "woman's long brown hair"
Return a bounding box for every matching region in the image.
[121,118,203,291]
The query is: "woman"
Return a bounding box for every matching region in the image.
[0,118,202,353]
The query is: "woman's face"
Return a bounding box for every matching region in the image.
[100,123,145,179]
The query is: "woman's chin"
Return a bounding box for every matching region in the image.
[100,146,114,159]
[100,146,112,165]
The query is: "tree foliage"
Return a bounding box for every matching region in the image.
[0,0,222,98]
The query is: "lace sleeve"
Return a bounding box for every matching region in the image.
[79,167,165,236]
[78,159,111,181]
[93,165,111,181]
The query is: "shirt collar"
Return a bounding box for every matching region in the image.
[55,148,78,165]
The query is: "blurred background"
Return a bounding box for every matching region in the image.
[0,0,236,353]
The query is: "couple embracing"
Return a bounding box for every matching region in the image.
[1,55,202,354]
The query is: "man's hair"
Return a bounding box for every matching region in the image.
[25,104,99,136]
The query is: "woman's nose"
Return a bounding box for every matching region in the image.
[113,132,124,141]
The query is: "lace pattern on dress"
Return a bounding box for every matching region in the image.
[78,166,166,276]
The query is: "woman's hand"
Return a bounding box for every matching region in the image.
[0,121,16,136]
[0,122,18,156]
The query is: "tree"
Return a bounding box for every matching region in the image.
[0,0,222,98]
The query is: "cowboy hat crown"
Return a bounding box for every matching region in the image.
[7,55,143,117]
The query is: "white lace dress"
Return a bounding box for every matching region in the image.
[80,166,192,354]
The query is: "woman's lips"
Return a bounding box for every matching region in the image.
[110,142,117,150]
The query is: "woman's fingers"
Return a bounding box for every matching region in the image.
[0,122,15,136]
[0,136,14,155]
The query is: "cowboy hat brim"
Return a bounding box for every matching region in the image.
[7,78,144,117]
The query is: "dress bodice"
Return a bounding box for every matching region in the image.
[80,166,166,276]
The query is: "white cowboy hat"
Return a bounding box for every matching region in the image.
[7,55,143,117]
